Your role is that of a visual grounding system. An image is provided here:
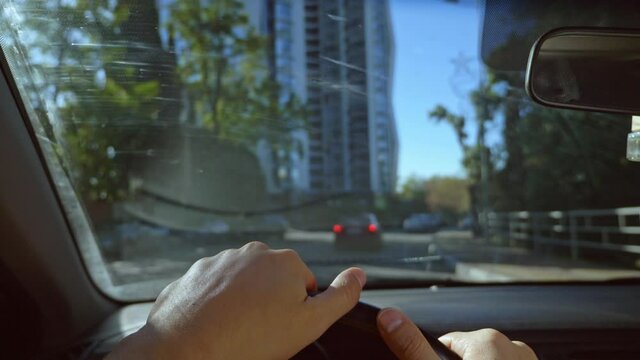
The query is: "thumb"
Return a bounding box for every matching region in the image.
[377,308,440,360]
[306,267,366,332]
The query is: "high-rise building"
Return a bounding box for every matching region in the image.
[366,0,398,193]
[156,0,396,195]
[303,0,398,194]
[252,0,398,195]
[246,0,310,194]
[267,0,310,193]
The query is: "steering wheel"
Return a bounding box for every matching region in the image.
[293,302,462,360]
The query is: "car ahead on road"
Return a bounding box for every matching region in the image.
[402,213,443,233]
[333,214,383,251]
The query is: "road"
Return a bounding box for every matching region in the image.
[104,228,640,288]
[106,229,456,286]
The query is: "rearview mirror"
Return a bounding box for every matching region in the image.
[526,28,640,114]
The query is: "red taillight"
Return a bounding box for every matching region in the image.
[333,224,344,233]
[368,224,378,233]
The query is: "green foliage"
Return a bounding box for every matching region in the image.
[12,0,306,204]
[384,175,469,226]
[430,69,640,212]
[429,105,467,149]
[6,0,161,203]
[398,175,470,216]
[425,176,470,221]
[493,104,640,211]
[168,0,306,150]
[60,73,160,201]
[51,1,163,202]
[429,0,640,213]
[398,175,427,202]
[469,0,640,211]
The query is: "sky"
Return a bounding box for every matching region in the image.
[390,0,483,184]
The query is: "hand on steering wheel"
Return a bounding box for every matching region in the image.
[106,242,366,360]
[377,308,538,360]
[106,243,536,360]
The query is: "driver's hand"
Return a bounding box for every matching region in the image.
[377,308,538,360]
[106,242,366,360]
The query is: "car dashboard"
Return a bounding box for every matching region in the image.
[75,284,640,360]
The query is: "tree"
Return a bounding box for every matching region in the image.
[8,0,307,204]
[57,0,167,202]
[475,0,640,211]
[168,0,305,146]
[375,176,429,227]
[168,0,306,191]
[398,176,427,203]
[430,42,640,213]
[428,78,500,231]
[3,0,168,202]
[425,176,470,221]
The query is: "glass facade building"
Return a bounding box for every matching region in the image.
[303,0,398,194]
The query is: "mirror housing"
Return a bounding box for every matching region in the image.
[526,28,640,115]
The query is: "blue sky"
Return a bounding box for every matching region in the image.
[391,0,482,184]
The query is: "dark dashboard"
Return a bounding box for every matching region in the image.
[80,285,640,359]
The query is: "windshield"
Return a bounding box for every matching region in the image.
[2,0,640,300]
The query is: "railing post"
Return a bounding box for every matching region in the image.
[569,214,579,260]
[508,213,516,247]
[503,214,510,245]
[485,212,492,243]
[619,215,626,228]
[491,206,640,260]
[532,213,541,252]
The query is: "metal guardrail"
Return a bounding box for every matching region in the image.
[486,207,640,260]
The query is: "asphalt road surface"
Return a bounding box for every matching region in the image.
[105,229,454,286]
[104,228,640,290]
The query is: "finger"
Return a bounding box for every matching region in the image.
[377,308,440,360]
[149,279,179,318]
[241,241,269,251]
[306,267,365,329]
[301,264,317,293]
[298,261,317,293]
[440,329,512,359]
[438,332,466,355]
[273,249,317,292]
[512,341,538,359]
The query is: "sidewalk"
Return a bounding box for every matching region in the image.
[455,262,640,282]
[433,232,640,282]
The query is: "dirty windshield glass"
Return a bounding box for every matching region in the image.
[2,0,640,300]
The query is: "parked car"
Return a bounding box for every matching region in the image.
[458,215,476,231]
[402,213,443,233]
[333,213,383,251]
